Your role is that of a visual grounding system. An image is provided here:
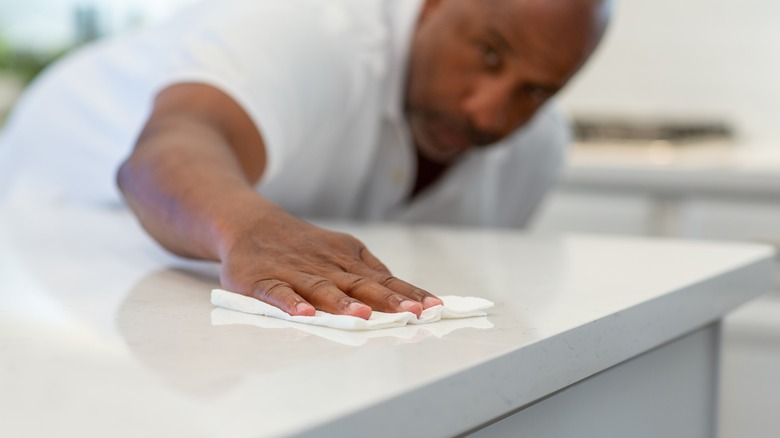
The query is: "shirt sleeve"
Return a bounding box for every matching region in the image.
[146,0,382,183]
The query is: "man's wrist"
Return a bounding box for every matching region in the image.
[210,191,287,262]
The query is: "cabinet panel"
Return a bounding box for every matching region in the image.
[531,191,654,235]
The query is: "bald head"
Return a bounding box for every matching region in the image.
[405,0,611,163]
[494,0,611,73]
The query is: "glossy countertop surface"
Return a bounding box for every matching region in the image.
[563,141,780,197]
[0,201,773,437]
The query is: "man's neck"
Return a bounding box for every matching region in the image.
[409,147,451,201]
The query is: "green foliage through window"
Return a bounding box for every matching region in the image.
[0,37,70,84]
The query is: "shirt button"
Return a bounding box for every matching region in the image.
[392,170,405,185]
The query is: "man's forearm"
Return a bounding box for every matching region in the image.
[117,115,265,262]
[117,83,441,318]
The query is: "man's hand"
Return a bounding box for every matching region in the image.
[219,200,442,319]
[118,83,441,319]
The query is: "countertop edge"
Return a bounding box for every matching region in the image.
[291,252,775,438]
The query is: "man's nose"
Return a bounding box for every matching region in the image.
[461,78,518,137]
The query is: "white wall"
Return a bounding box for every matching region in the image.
[558,0,780,146]
[541,6,780,436]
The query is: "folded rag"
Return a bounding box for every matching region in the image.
[211,289,494,331]
[211,307,495,347]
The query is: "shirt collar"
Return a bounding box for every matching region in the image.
[383,0,424,123]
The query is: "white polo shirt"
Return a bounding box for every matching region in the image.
[0,0,568,228]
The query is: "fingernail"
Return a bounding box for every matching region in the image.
[400,300,422,316]
[423,296,444,308]
[348,302,372,320]
[348,302,365,312]
[295,302,315,316]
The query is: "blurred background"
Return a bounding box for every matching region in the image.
[0,0,197,121]
[544,2,780,437]
[1,1,778,437]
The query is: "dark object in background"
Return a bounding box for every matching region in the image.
[573,115,734,146]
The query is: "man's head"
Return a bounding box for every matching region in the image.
[405,0,611,163]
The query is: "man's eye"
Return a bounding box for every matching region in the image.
[480,44,501,70]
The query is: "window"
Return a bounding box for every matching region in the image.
[0,0,196,122]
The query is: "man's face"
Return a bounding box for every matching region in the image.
[405,0,608,163]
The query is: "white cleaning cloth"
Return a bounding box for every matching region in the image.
[211,289,494,331]
[211,307,495,347]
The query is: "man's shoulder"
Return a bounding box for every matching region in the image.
[191,0,388,31]
[166,0,392,64]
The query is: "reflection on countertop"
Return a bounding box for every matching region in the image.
[117,267,495,398]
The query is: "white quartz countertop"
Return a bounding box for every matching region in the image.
[0,202,773,437]
[563,141,780,197]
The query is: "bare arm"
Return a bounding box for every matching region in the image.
[117,83,442,318]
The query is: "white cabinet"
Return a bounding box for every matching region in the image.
[531,145,780,438]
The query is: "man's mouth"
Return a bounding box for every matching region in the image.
[425,117,471,153]
[408,108,505,161]
[422,114,502,153]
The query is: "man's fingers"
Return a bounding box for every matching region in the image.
[331,272,423,317]
[379,276,444,309]
[249,279,315,316]
[289,273,372,319]
[346,261,444,310]
[356,246,443,309]
[235,233,441,318]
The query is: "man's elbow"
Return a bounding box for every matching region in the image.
[116,154,136,200]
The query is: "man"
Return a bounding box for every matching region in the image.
[0,0,609,319]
